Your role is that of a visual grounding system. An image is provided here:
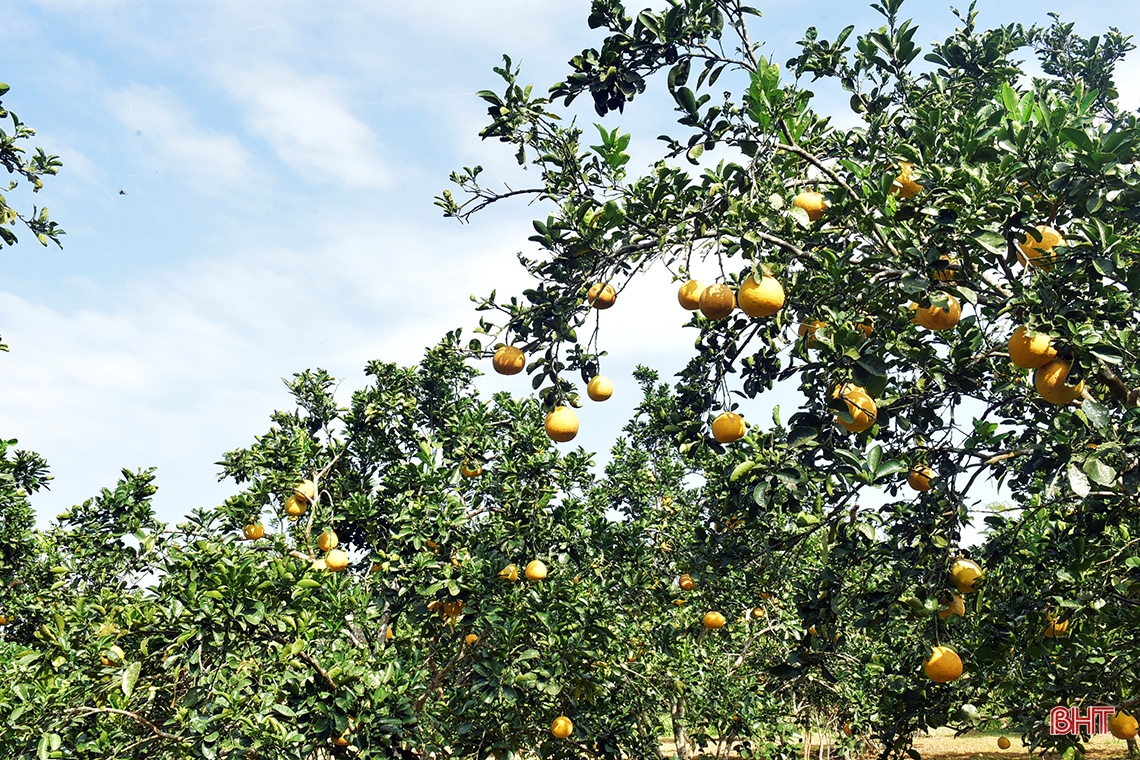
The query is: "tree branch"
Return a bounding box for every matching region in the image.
[63,707,185,742]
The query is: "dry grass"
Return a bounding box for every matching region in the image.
[913,727,1130,760]
[659,727,1133,760]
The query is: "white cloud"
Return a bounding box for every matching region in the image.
[224,65,390,190]
[106,83,255,193]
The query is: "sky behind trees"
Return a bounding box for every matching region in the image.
[3,0,1138,527]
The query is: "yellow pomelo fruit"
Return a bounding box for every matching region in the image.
[678,279,705,310]
[587,282,616,309]
[295,479,317,503]
[525,560,548,581]
[1044,617,1069,638]
[679,574,695,591]
[460,462,482,478]
[793,191,827,221]
[703,611,727,629]
[699,283,736,320]
[284,495,307,517]
[317,529,339,552]
[891,162,923,199]
[493,345,526,376]
[552,716,574,739]
[499,564,519,582]
[544,406,579,442]
[1008,326,1057,369]
[587,375,614,401]
[711,412,746,443]
[950,558,983,593]
[1017,225,1061,269]
[997,737,1011,750]
[923,645,963,683]
[1108,712,1139,740]
[738,274,785,317]
[465,633,478,646]
[833,384,877,433]
[907,466,935,492]
[242,523,265,540]
[325,549,349,572]
[1034,359,1085,405]
[912,293,961,330]
[938,593,965,620]
[798,320,827,348]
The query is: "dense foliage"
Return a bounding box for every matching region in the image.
[2,1,1140,759]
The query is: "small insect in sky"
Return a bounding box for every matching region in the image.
[119,189,127,195]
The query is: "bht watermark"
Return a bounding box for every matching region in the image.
[1050,707,1116,735]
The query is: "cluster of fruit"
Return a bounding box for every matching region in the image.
[241,480,349,572]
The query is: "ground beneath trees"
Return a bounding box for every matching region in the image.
[913,728,1129,760]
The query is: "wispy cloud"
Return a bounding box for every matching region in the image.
[106,83,255,193]
[224,65,390,190]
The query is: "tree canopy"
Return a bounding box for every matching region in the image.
[3,1,1140,759]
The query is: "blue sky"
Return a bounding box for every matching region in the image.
[3,0,1138,528]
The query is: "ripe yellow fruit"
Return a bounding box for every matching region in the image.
[242,523,265,540]
[551,716,574,739]
[855,317,874,337]
[443,600,465,618]
[544,406,579,443]
[325,549,349,572]
[100,644,125,667]
[711,412,746,443]
[587,282,616,309]
[699,283,736,320]
[1108,711,1139,740]
[907,466,935,492]
[311,558,328,571]
[1008,326,1057,369]
[525,560,548,581]
[1034,359,1085,405]
[891,162,923,199]
[587,375,614,402]
[807,625,818,636]
[843,723,854,737]
[912,293,961,331]
[499,564,519,582]
[798,320,827,348]
[678,279,706,310]
[738,274,785,317]
[0,615,11,626]
[295,480,317,503]
[386,626,394,641]
[950,558,983,594]
[1044,617,1069,638]
[997,737,1011,750]
[465,633,478,646]
[284,495,307,518]
[833,384,877,433]
[751,607,766,619]
[1017,225,1062,269]
[938,594,966,620]
[923,645,963,683]
[317,529,339,552]
[793,191,827,221]
[334,734,350,747]
[679,574,695,591]
[460,462,482,478]
[493,345,526,375]
[703,611,726,629]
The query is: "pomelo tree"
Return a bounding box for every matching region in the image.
[436,0,1140,756]
[3,1,1140,759]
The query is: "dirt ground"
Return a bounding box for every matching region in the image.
[913,727,1129,760]
[660,727,1132,760]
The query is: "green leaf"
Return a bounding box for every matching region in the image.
[730,460,757,482]
[1081,398,1111,432]
[972,230,1006,255]
[1083,458,1116,486]
[1067,463,1090,497]
[122,661,141,698]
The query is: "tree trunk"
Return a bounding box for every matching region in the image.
[1126,737,1138,759]
[671,695,690,760]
